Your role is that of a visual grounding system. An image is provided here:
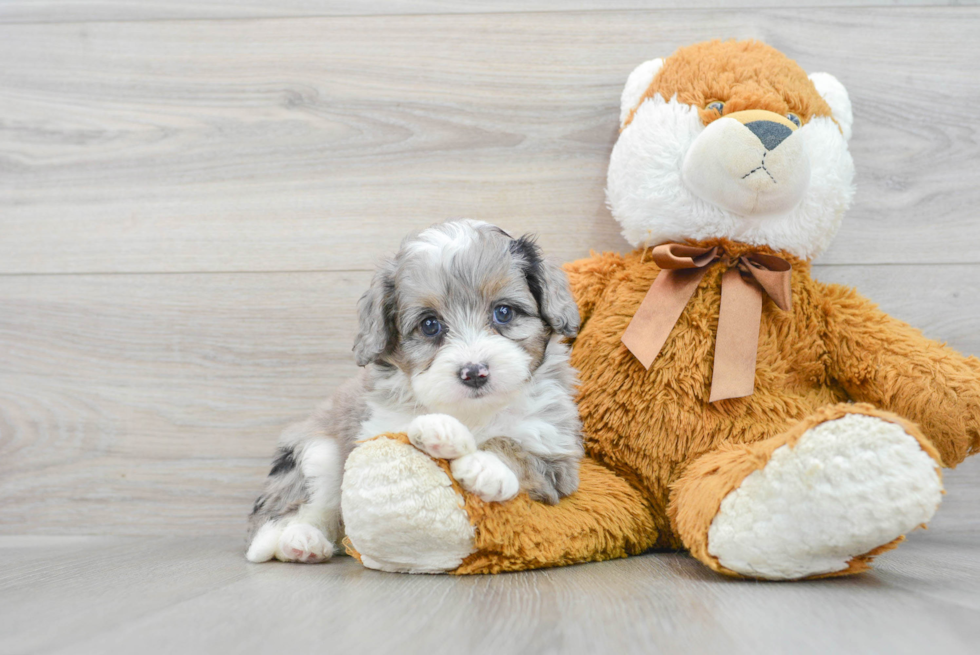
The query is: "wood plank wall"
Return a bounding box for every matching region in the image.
[2,1,979,537]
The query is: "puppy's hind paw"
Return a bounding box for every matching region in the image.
[451,451,520,503]
[276,523,334,563]
[408,414,477,460]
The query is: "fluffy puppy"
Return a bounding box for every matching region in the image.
[245,219,583,563]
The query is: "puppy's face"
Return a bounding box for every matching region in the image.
[354,220,579,418]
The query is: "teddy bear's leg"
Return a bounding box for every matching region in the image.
[341,434,659,574]
[340,435,477,573]
[669,403,944,580]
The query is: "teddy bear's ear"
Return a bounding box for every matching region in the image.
[620,58,664,128]
[809,72,853,142]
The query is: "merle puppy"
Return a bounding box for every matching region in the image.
[245,220,583,563]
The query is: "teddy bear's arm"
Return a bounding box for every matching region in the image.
[342,434,662,574]
[561,251,627,327]
[820,282,980,466]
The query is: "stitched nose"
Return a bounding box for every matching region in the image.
[745,120,793,151]
[458,363,489,389]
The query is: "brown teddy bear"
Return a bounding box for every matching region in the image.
[340,40,980,580]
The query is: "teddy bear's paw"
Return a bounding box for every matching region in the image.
[408,413,477,460]
[450,451,521,503]
[707,414,943,580]
[342,437,476,573]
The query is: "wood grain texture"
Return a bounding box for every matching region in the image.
[0,271,365,535]
[1,0,971,24]
[1,265,978,536]
[2,534,980,655]
[1,7,979,274]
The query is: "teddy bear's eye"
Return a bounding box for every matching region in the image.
[786,113,801,127]
[706,101,725,115]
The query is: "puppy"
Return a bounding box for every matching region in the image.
[245,219,583,563]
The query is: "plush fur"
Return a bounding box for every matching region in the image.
[340,40,980,580]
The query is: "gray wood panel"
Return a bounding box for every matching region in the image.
[1,0,971,24]
[0,271,366,535]
[1,264,977,536]
[1,7,978,274]
[2,533,980,655]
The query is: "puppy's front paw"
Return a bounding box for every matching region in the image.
[408,414,477,460]
[276,523,333,563]
[450,451,520,503]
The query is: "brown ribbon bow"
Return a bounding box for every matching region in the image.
[621,244,792,403]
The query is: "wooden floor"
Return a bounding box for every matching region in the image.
[2,0,980,652]
[4,524,980,655]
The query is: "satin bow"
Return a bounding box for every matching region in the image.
[620,244,792,403]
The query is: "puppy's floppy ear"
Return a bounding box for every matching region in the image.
[510,235,580,338]
[353,259,398,366]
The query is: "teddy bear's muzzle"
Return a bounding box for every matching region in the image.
[681,109,811,218]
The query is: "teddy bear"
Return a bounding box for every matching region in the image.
[339,40,980,580]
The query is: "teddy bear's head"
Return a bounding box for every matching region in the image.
[607,40,855,260]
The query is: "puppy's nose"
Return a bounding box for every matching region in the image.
[458,363,490,389]
[744,120,793,151]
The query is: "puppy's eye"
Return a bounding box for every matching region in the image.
[706,101,725,115]
[786,113,801,127]
[492,305,514,325]
[420,317,442,337]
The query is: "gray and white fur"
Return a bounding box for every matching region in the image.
[245,219,583,563]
